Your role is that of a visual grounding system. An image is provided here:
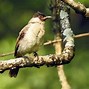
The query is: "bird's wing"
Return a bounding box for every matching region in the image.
[14,25,29,57]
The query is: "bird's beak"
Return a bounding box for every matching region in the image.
[43,16,52,20]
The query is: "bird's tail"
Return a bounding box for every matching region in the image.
[9,67,19,78]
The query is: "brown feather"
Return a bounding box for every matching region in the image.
[14,25,29,57]
[9,25,30,77]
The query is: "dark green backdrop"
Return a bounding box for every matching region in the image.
[0,0,89,89]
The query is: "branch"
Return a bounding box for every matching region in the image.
[59,1,74,89]
[0,46,74,73]
[50,0,73,89]
[62,0,89,17]
[74,32,89,38]
[57,66,71,89]
[0,32,88,57]
[0,52,14,57]
[44,39,61,46]
[44,32,89,45]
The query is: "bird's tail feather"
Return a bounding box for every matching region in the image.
[9,67,19,78]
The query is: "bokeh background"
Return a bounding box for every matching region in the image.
[0,0,89,89]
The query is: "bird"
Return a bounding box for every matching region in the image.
[9,11,51,77]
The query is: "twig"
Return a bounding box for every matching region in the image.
[62,0,89,17]
[0,52,14,57]
[74,33,89,38]
[0,32,88,57]
[44,32,89,45]
[44,39,61,46]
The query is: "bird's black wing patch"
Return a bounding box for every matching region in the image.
[14,25,29,57]
[14,44,19,57]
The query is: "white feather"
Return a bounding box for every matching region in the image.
[17,17,45,55]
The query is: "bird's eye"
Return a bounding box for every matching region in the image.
[40,15,44,18]
[39,15,44,21]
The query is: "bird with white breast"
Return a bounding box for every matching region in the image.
[9,11,52,77]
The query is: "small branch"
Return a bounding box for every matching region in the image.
[0,32,88,57]
[44,32,89,45]
[44,39,61,46]
[62,0,89,17]
[0,52,14,57]
[74,32,89,38]
[57,66,71,89]
[0,46,74,73]
[0,31,88,57]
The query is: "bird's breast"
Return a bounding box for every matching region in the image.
[18,23,45,55]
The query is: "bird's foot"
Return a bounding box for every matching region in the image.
[33,52,39,61]
[33,52,40,68]
[33,52,38,57]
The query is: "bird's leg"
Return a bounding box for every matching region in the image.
[33,52,39,60]
[33,52,38,57]
[33,52,40,68]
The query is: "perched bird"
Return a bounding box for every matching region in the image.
[9,12,51,77]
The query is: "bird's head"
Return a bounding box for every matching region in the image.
[33,11,52,21]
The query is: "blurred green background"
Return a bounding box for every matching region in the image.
[0,0,89,89]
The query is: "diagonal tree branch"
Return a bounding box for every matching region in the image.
[62,0,89,17]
